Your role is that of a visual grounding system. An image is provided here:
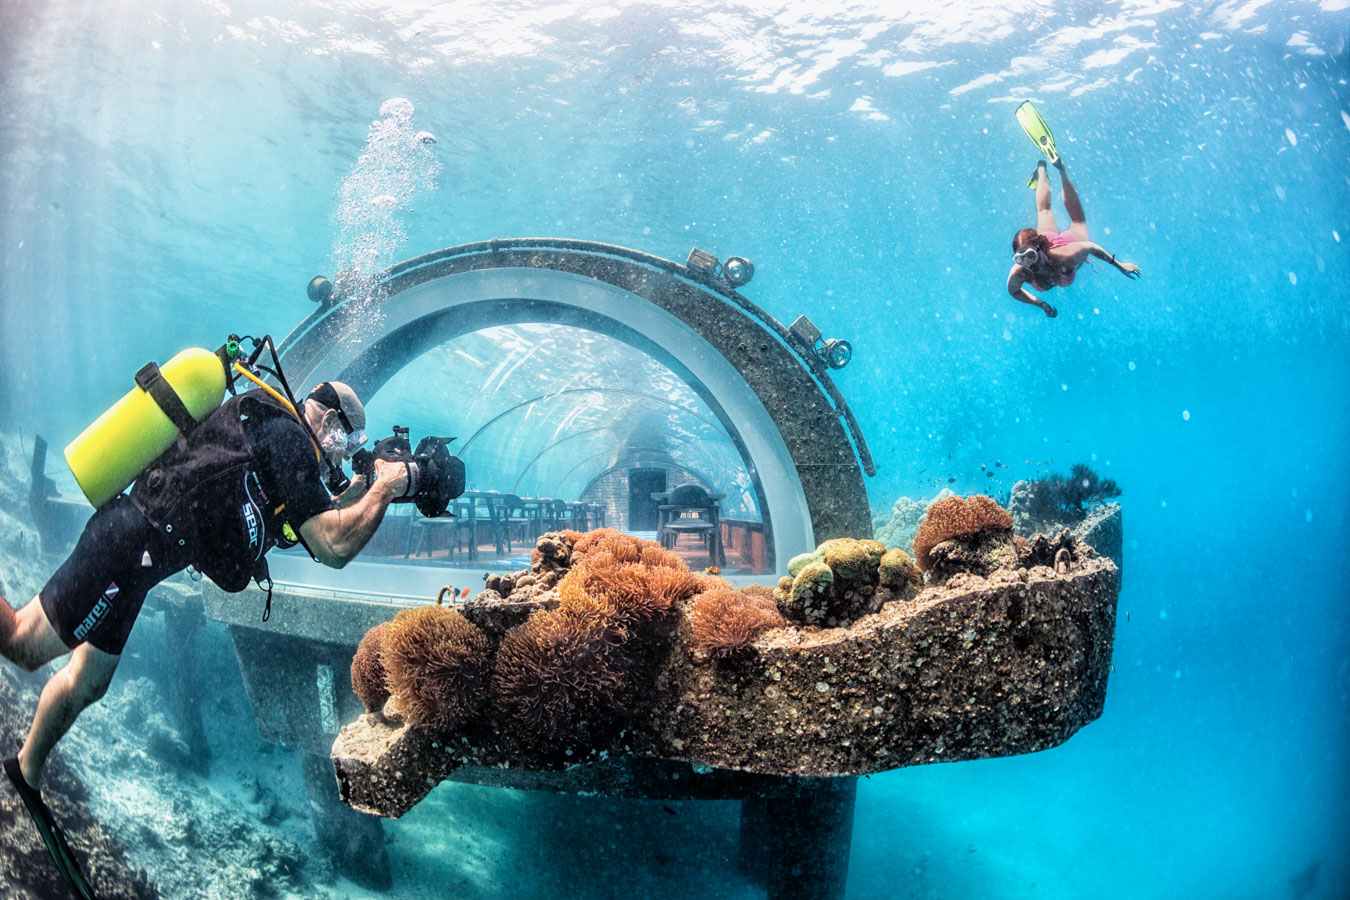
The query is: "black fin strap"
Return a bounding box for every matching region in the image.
[135,362,198,435]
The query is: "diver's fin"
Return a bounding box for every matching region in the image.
[1016,100,1059,163]
[4,757,98,900]
[1026,166,1041,189]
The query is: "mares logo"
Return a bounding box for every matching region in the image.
[73,583,118,642]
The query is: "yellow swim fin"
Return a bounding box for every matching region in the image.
[1016,100,1059,164]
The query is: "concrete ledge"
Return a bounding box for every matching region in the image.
[333,555,1118,818]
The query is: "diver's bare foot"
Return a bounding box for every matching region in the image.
[1041,302,1058,318]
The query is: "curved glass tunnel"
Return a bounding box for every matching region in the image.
[335,323,766,573]
[266,243,874,595]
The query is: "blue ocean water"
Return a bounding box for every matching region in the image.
[1,1,1348,898]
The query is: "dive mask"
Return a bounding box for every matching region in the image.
[1014,247,1043,268]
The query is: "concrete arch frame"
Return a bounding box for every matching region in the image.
[277,240,873,574]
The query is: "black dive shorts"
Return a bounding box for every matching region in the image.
[39,495,185,655]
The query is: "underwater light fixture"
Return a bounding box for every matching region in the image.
[789,316,851,369]
[307,275,335,305]
[722,255,755,287]
[819,338,853,370]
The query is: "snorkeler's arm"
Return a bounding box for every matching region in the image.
[1007,266,1058,317]
[1062,242,1142,279]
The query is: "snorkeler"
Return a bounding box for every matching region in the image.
[1006,157,1141,318]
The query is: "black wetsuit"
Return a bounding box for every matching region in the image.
[39,391,334,654]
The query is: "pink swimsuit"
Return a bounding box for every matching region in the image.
[1031,231,1079,290]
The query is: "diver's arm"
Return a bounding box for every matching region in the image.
[1064,242,1142,279]
[299,460,409,568]
[1007,266,1058,317]
[333,474,369,509]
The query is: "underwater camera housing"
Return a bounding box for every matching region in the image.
[352,426,466,518]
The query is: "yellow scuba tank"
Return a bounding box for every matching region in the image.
[65,347,228,508]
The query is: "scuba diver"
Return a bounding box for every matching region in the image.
[1006,102,1141,318]
[0,366,410,899]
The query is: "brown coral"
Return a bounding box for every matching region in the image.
[350,622,390,713]
[381,603,492,731]
[912,494,1014,572]
[492,607,629,745]
[531,531,574,572]
[687,587,786,656]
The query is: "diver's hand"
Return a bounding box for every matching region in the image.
[1117,260,1141,279]
[1040,301,1058,318]
[372,457,411,500]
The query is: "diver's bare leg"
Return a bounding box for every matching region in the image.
[18,643,119,787]
[1035,161,1058,234]
[1056,160,1089,240]
[0,594,69,673]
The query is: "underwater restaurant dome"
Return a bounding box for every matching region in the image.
[271,239,874,589]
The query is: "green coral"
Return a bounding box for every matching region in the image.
[787,549,824,578]
[821,538,885,581]
[878,548,921,592]
[789,560,834,602]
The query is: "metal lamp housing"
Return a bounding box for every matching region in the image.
[722,256,755,287]
[820,338,853,369]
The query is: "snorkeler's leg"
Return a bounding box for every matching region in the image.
[1035,161,1058,233]
[0,594,70,673]
[19,642,119,787]
[1056,161,1089,240]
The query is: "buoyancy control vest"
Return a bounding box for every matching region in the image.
[129,388,310,595]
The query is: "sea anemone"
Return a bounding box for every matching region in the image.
[381,603,492,731]
[687,587,786,656]
[557,566,620,623]
[350,622,390,713]
[912,494,1014,572]
[587,551,698,624]
[492,607,629,746]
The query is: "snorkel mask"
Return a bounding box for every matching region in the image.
[1014,246,1043,268]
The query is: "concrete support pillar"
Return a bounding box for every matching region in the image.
[300,752,392,891]
[739,778,857,900]
[162,600,208,775]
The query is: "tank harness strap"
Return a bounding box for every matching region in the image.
[259,572,274,622]
[135,362,198,435]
